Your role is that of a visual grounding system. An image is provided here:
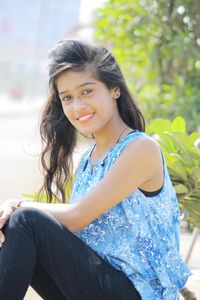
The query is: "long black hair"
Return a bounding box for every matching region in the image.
[39,39,145,203]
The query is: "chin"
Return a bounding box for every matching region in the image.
[77,123,102,138]
[77,128,94,138]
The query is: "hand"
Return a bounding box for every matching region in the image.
[0,205,5,247]
[0,200,20,247]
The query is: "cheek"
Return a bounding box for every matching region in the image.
[62,105,74,122]
[98,99,115,117]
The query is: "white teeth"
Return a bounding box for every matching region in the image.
[78,113,93,121]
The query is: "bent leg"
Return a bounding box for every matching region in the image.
[0,207,141,300]
[30,263,67,300]
[0,209,38,299]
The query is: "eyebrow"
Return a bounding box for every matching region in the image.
[59,82,96,95]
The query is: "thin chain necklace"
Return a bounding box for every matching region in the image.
[115,126,129,143]
[83,125,128,171]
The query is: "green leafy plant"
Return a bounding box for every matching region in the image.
[147,116,200,227]
[94,0,200,131]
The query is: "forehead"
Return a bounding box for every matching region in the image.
[56,69,98,92]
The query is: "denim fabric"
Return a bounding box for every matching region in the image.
[0,207,141,300]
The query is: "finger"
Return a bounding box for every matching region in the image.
[0,207,3,217]
[0,208,12,229]
[0,230,5,243]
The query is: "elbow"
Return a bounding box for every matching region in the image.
[67,222,85,233]
[66,212,88,233]
[67,225,76,233]
[67,222,80,233]
[65,202,92,233]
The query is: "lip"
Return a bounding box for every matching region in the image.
[77,113,95,124]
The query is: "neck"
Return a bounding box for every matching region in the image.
[91,121,129,161]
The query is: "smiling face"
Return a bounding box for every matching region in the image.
[56,69,120,136]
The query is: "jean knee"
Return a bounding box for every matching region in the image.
[9,207,44,227]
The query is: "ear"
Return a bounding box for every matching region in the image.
[112,87,121,99]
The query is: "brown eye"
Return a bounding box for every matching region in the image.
[82,89,92,95]
[62,95,71,101]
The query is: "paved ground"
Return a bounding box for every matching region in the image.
[180,231,200,299]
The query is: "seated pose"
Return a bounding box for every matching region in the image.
[0,40,191,300]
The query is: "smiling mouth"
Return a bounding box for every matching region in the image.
[77,113,95,124]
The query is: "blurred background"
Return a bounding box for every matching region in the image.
[0,1,199,298]
[0,0,105,200]
[1,0,199,200]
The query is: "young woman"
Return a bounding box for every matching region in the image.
[0,40,190,300]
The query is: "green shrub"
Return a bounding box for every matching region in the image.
[147,116,200,227]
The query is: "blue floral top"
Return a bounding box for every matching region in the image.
[70,131,191,300]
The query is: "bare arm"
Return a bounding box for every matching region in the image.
[68,136,163,232]
[20,200,79,232]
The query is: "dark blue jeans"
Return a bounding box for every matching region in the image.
[0,207,141,300]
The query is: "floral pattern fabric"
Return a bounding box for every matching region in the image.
[70,131,191,300]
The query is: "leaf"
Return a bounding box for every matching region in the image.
[191,168,200,182]
[166,132,191,158]
[186,190,200,201]
[21,193,36,199]
[189,133,200,145]
[160,133,176,152]
[174,184,188,194]
[187,216,200,228]
[152,119,172,135]
[187,149,200,162]
[172,160,188,181]
[171,116,186,133]
[183,203,200,217]
[164,152,179,166]
[179,156,194,168]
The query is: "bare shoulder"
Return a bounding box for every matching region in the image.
[122,135,161,161]
[118,135,163,182]
[117,135,163,189]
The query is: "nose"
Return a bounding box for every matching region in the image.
[73,96,86,111]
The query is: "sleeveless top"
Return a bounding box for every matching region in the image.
[70,131,191,300]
